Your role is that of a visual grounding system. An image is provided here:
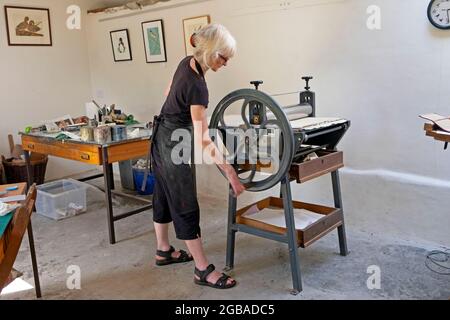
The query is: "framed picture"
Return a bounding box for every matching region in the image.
[110,29,132,62]
[183,15,211,56]
[141,19,167,63]
[4,6,52,46]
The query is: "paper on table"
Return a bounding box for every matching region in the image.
[61,131,82,141]
[242,207,324,230]
[419,113,446,122]
[0,195,26,203]
[0,202,20,216]
[419,113,450,132]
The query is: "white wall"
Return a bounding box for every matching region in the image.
[0,0,98,180]
[85,0,450,245]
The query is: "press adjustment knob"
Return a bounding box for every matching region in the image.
[301,76,313,91]
[250,81,264,90]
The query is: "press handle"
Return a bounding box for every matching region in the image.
[250,80,263,90]
[301,76,313,90]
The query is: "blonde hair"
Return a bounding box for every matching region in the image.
[191,24,237,69]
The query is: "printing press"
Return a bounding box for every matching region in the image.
[209,77,350,294]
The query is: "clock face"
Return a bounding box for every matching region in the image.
[428,0,450,29]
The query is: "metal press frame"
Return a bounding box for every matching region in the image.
[224,170,348,295]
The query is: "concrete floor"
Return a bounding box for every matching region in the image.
[1,177,449,300]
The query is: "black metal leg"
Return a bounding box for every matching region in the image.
[108,164,115,190]
[24,151,33,187]
[281,176,302,294]
[27,223,41,298]
[102,148,116,244]
[225,185,237,271]
[332,171,348,256]
[24,150,42,297]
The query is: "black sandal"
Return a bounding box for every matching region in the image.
[194,264,237,289]
[155,246,193,266]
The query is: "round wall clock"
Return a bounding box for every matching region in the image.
[428,0,450,29]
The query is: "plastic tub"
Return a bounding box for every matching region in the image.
[133,168,154,195]
[35,179,88,220]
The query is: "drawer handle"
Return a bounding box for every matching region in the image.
[80,154,90,160]
[28,144,35,150]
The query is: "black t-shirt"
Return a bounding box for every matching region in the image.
[161,56,209,117]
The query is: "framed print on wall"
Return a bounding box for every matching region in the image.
[110,29,132,62]
[141,19,167,63]
[4,6,52,46]
[183,15,211,56]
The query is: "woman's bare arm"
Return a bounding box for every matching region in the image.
[191,105,232,173]
[191,105,245,196]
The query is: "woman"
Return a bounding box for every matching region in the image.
[151,24,245,289]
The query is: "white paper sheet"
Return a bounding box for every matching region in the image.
[0,202,20,216]
[0,195,26,203]
[242,206,324,230]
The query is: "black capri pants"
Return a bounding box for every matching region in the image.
[151,115,201,240]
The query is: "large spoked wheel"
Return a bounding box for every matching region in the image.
[209,89,295,192]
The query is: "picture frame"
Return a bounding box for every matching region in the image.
[183,15,211,56]
[4,6,52,46]
[110,29,132,62]
[45,115,75,131]
[141,19,167,63]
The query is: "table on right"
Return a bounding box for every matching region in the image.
[424,123,450,148]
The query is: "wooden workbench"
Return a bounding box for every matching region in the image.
[21,131,152,245]
[0,182,40,297]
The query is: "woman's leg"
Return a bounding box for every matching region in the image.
[154,222,171,251]
[185,238,235,285]
[154,222,187,260]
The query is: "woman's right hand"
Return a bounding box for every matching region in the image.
[226,168,246,197]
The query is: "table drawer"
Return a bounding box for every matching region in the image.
[22,136,101,165]
[236,197,343,248]
[290,150,343,183]
[71,150,99,163]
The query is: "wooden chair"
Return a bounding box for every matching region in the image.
[0,184,37,294]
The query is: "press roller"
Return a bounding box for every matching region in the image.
[210,76,350,192]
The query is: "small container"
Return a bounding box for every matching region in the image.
[94,126,111,144]
[111,125,127,141]
[80,126,94,142]
[35,179,88,220]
